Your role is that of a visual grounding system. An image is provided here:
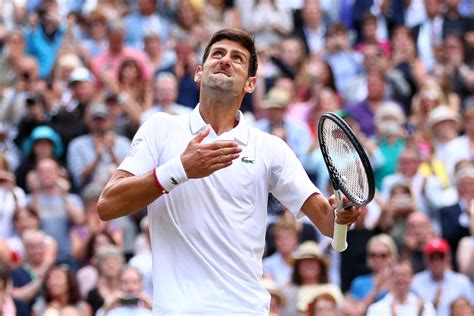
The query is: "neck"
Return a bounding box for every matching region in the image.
[53,294,68,307]
[301,276,318,285]
[431,271,444,281]
[103,276,120,289]
[199,89,242,135]
[393,291,408,303]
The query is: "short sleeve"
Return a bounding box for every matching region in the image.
[268,136,320,216]
[118,114,166,176]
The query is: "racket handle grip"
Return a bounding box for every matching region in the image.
[332,223,348,252]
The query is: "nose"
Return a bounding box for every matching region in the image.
[219,54,231,67]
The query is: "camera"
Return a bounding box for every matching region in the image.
[120,295,139,306]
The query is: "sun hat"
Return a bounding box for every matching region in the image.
[290,241,329,268]
[427,105,460,129]
[262,87,290,109]
[22,125,64,158]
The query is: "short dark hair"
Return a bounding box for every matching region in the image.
[202,28,258,77]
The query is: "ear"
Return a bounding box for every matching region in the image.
[194,66,203,83]
[244,76,257,94]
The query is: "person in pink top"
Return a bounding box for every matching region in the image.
[92,20,152,88]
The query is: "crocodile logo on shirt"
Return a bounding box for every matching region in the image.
[241,156,255,164]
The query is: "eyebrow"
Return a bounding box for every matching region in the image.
[211,46,248,58]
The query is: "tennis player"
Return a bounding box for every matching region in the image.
[97,28,360,315]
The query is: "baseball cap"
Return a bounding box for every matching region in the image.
[69,67,94,86]
[424,238,450,255]
[89,103,109,119]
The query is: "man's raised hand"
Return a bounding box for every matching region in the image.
[181,127,242,179]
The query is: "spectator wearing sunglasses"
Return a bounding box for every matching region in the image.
[411,238,472,316]
[345,234,397,315]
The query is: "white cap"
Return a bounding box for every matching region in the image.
[69,67,94,85]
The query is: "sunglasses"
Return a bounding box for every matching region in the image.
[369,252,389,259]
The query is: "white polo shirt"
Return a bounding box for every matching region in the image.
[119,104,319,315]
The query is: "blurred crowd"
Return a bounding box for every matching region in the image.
[0,0,473,315]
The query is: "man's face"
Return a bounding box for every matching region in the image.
[426,252,448,277]
[391,262,413,296]
[196,39,255,95]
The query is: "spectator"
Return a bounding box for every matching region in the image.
[306,292,339,316]
[11,229,54,316]
[412,238,473,316]
[262,277,286,316]
[101,57,153,128]
[143,31,175,75]
[255,87,312,159]
[281,241,342,316]
[141,72,192,124]
[76,232,118,299]
[450,297,473,316]
[70,183,123,264]
[0,264,16,316]
[377,181,417,247]
[370,102,407,189]
[34,264,92,316]
[0,30,27,87]
[97,266,152,316]
[0,123,21,173]
[347,234,397,314]
[345,70,387,137]
[16,125,65,192]
[160,39,200,108]
[67,104,130,190]
[1,56,41,127]
[437,166,473,266]
[243,0,293,48]
[128,217,152,300]
[13,93,53,156]
[411,0,446,71]
[92,19,152,88]
[355,13,391,57]
[202,0,240,35]
[366,259,436,315]
[6,206,58,269]
[24,3,65,78]
[323,23,363,104]
[27,158,84,266]
[292,0,329,55]
[381,147,430,216]
[169,0,203,50]
[0,154,26,239]
[81,10,109,60]
[123,0,171,49]
[263,220,299,287]
[50,67,96,147]
[400,211,436,273]
[86,245,124,315]
[456,202,474,288]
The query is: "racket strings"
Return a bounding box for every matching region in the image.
[321,119,370,204]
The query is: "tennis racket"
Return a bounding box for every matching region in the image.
[318,112,375,252]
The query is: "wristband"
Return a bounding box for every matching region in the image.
[154,157,188,193]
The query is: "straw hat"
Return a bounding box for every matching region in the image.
[290,241,329,268]
[262,87,290,109]
[297,284,343,313]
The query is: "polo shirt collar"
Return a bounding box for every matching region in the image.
[189,103,249,145]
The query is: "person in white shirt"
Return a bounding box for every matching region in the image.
[97,28,360,315]
[367,258,436,316]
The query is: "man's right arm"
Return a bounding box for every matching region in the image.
[97,169,164,220]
